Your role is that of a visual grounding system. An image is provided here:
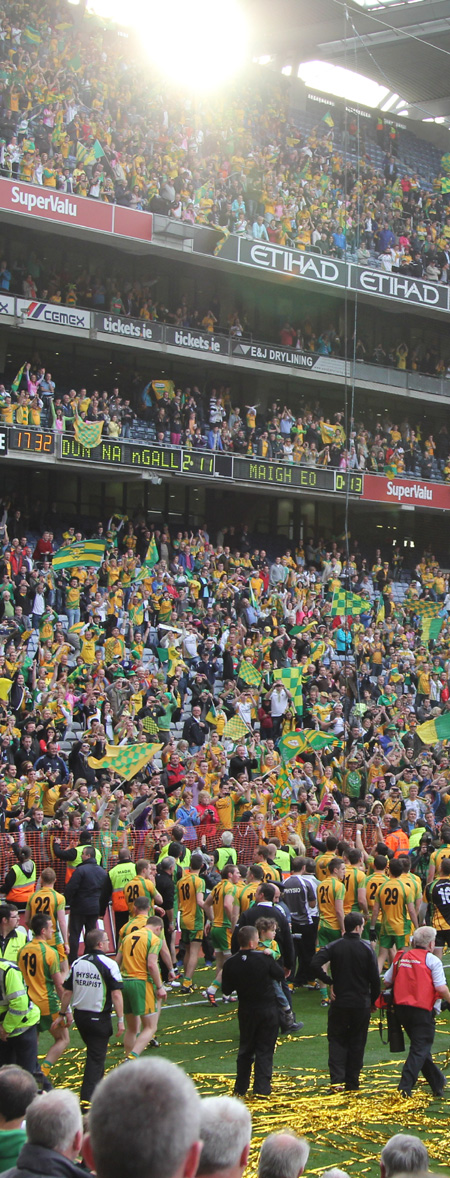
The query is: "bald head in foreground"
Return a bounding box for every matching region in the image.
[83,1057,202,1178]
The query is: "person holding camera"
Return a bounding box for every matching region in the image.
[384,925,450,1098]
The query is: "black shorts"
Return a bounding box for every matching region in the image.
[435,930,450,948]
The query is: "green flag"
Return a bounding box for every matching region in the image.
[238,660,262,688]
[273,763,292,818]
[415,601,441,619]
[278,730,339,761]
[88,742,162,780]
[421,616,443,644]
[330,590,366,617]
[223,716,250,742]
[416,713,450,745]
[52,541,106,570]
[144,537,159,569]
[74,413,104,449]
[10,364,25,393]
[273,667,303,712]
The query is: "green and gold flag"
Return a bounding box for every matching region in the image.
[53,540,106,570]
[10,364,25,393]
[74,414,103,449]
[309,639,327,662]
[151,380,174,401]
[76,139,105,166]
[323,111,334,128]
[223,716,250,742]
[441,177,450,195]
[273,763,292,818]
[422,616,443,644]
[416,713,450,746]
[376,594,385,624]
[320,420,345,446]
[415,601,441,618]
[238,660,262,688]
[278,730,338,761]
[144,536,159,569]
[273,666,303,712]
[330,589,366,617]
[88,742,162,780]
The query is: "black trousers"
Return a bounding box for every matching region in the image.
[74,1009,113,1103]
[113,910,128,940]
[0,1025,38,1076]
[69,912,98,964]
[396,1005,445,1095]
[293,920,318,985]
[235,1005,279,1096]
[327,1004,371,1089]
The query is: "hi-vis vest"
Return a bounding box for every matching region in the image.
[216,847,237,870]
[66,845,102,883]
[158,843,191,867]
[274,849,292,879]
[109,861,137,911]
[6,862,36,903]
[385,829,409,858]
[393,947,437,1011]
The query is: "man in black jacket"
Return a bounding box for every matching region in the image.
[222,925,286,1096]
[231,883,295,974]
[182,705,208,751]
[311,911,380,1091]
[65,847,108,963]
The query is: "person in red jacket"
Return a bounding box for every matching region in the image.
[384,925,450,1097]
[32,531,53,561]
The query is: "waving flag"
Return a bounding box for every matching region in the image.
[416,713,450,746]
[53,541,106,570]
[223,716,250,742]
[238,660,262,688]
[144,536,159,569]
[273,763,292,818]
[74,413,103,449]
[273,667,303,712]
[88,742,162,779]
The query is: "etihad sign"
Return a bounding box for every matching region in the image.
[357,270,443,307]
[232,238,450,312]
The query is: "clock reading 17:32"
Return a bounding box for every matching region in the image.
[9,429,54,454]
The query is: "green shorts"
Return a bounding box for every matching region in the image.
[39,1014,57,1033]
[317,924,342,948]
[180,927,203,945]
[122,977,156,1017]
[210,925,232,953]
[379,931,410,950]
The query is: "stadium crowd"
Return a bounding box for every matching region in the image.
[1,362,450,482]
[0,499,447,1116]
[0,0,450,284]
[2,243,450,381]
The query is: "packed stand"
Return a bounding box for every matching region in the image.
[0,505,449,1096]
[1,362,450,482]
[0,0,450,281]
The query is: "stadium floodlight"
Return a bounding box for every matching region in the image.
[84,0,248,88]
[147,0,248,89]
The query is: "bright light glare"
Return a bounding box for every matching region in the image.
[298,60,389,108]
[86,0,249,90]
